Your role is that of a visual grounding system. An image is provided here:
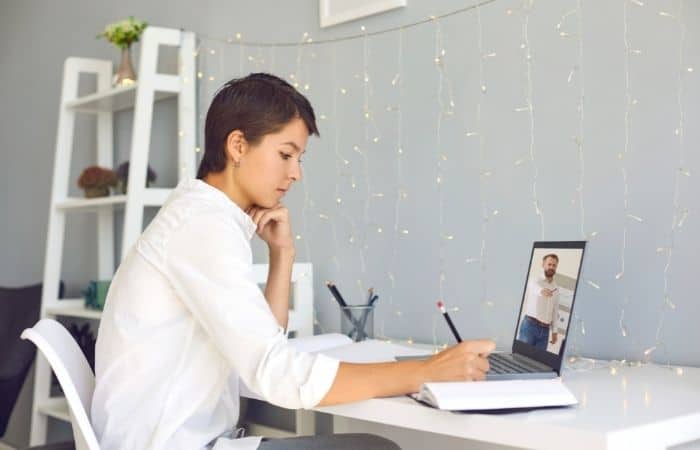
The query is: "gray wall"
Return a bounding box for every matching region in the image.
[1,0,699,445]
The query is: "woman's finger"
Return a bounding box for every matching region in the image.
[257,207,288,231]
[251,208,267,226]
[473,355,490,373]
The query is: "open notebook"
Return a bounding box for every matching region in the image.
[411,379,577,412]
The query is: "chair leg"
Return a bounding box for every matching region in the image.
[294,409,315,436]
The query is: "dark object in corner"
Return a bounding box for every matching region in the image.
[0,282,63,438]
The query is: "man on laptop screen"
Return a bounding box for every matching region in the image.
[516,245,584,356]
[518,253,562,352]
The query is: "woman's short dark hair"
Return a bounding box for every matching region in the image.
[197,73,319,179]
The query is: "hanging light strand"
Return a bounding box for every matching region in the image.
[573,1,587,240]
[655,0,689,366]
[433,17,447,314]
[329,45,345,275]
[618,0,638,351]
[385,29,406,336]
[475,4,491,310]
[520,1,545,239]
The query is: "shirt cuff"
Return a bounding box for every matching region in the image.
[299,353,340,409]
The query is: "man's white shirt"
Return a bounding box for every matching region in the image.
[91,179,339,450]
[523,275,560,328]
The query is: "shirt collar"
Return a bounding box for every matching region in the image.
[538,274,556,285]
[185,179,257,240]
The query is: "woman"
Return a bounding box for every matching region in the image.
[91,73,495,450]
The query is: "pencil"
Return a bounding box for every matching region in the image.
[437,300,462,343]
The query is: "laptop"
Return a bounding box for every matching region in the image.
[397,241,587,382]
[485,241,586,380]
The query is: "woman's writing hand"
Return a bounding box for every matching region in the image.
[421,340,496,382]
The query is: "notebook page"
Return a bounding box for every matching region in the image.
[421,379,578,410]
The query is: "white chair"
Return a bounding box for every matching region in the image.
[21,319,100,450]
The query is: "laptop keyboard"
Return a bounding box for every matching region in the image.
[487,353,545,374]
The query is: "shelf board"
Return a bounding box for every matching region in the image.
[65,83,177,113]
[55,195,127,210]
[45,299,102,320]
[55,188,173,211]
[37,397,71,423]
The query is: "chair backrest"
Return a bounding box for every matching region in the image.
[21,319,100,450]
[0,283,43,436]
[252,262,313,337]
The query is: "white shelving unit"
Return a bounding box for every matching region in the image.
[29,26,196,446]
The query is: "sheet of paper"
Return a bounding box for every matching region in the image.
[287,333,352,353]
[320,339,432,363]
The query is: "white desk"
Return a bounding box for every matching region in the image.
[315,362,700,450]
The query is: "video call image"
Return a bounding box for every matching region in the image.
[516,248,584,355]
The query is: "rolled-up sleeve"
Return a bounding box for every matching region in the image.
[163,212,339,409]
[551,291,560,333]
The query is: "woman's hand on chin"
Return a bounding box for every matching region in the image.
[246,203,295,252]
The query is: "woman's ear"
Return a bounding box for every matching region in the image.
[225,130,248,167]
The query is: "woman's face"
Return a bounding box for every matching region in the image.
[236,117,308,209]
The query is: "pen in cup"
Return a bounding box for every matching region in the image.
[327,281,363,338]
[437,300,462,343]
[357,289,378,340]
[326,282,347,306]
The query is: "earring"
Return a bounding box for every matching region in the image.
[234,160,240,168]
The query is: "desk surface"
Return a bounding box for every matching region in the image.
[315,362,700,450]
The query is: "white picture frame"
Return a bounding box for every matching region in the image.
[320,0,407,28]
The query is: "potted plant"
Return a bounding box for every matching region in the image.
[116,161,157,194]
[77,166,117,198]
[97,16,148,86]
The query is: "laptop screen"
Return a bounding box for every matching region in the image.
[512,241,586,374]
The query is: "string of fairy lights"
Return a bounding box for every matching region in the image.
[617,0,636,362]
[382,28,405,340]
[471,4,492,317]
[655,0,690,370]
[518,1,545,241]
[432,15,459,345]
[188,0,694,371]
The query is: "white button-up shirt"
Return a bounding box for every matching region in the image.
[91,179,339,450]
[523,275,560,327]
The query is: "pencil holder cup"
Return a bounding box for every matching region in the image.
[340,305,375,342]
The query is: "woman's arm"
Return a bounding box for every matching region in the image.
[264,247,295,329]
[318,339,496,406]
[246,204,296,330]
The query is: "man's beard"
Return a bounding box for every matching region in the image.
[545,269,556,278]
